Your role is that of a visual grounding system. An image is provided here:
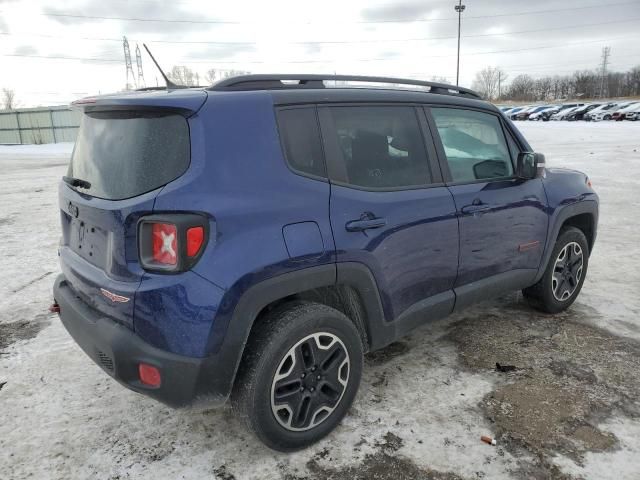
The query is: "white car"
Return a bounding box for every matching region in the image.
[623,103,640,121]
[585,103,618,121]
[590,102,635,121]
[613,102,640,121]
[529,106,559,121]
[550,106,579,121]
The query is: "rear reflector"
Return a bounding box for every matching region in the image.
[139,363,162,387]
[152,223,177,265]
[49,303,60,314]
[186,226,204,257]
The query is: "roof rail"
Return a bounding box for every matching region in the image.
[208,74,482,99]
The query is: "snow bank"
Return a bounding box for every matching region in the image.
[0,142,74,159]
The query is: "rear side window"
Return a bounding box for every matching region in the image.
[322,106,432,189]
[431,108,513,183]
[69,111,190,200]
[277,108,326,178]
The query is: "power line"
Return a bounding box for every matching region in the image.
[357,1,640,23]
[1,18,639,48]
[2,1,637,25]
[2,35,639,65]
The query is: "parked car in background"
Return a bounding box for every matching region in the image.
[585,102,620,121]
[516,105,552,121]
[506,106,530,120]
[529,106,559,121]
[566,104,601,121]
[550,106,580,121]
[589,102,633,122]
[624,103,640,121]
[612,102,640,121]
[546,104,582,121]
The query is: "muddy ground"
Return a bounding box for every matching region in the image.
[1,122,639,479]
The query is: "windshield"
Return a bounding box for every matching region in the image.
[68,111,190,200]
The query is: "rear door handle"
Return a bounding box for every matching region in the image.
[345,213,387,232]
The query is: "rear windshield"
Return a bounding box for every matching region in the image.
[68,111,190,200]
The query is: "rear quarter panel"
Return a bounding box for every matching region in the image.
[150,91,335,355]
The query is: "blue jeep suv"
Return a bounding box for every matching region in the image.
[53,75,598,451]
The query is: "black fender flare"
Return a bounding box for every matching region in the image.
[217,262,390,399]
[534,200,598,283]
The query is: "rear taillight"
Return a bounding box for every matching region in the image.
[152,223,178,265]
[186,226,204,257]
[138,214,208,273]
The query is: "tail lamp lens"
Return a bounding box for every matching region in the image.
[152,223,178,265]
[186,226,204,257]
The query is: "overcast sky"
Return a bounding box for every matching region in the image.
[1,0,639,107]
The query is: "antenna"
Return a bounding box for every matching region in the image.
[123,36,136,90]
[142,44,184,89]
[135,44,146,89]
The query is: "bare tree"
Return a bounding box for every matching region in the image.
[471,67,507,100]
[167,66,199,86]
[205,69,251,84]
[507,74,537,101]
[2,88,16,110]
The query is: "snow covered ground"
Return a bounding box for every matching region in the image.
[0,122,639,480]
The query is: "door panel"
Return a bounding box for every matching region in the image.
[426,106,548,287]
[330,185,459,319]
[447,179,548,286]
[318,104,458,321]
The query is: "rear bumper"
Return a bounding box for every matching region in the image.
[54,274,233,408]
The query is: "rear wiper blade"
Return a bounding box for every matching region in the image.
[62,176,91,189]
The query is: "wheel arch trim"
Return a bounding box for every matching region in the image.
[534,200,598,284]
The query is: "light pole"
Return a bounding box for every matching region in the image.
[455,0,466,86]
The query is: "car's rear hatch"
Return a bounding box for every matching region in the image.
[58,89,207,329]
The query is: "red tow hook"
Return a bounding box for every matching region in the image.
[49,303,60,314]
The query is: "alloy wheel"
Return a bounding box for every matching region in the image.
[552,241,584,301]
[270,332,350,432]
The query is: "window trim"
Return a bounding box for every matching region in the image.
[274,105,329,183]
[317,103,443,192]
[424,105,521,186]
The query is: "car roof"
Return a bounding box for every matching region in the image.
[207,74,496,112]
[266,87,496,111]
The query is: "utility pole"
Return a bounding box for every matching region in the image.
[454,0,466,86]
[123,36,136,90]
[598,46,611,98]
[498,70,502,100]
[135,44,146,89]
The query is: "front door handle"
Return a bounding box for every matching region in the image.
[345,212,387,232]
[461,200,492,215]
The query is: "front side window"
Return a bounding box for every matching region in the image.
[431,108,513,183]
[323,106,432,189]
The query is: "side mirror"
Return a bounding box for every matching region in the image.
[516,152,545,179]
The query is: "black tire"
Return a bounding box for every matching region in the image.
[231,301,363,451]
[523,227,589,314]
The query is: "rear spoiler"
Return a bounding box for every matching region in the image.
[71,89,208,117]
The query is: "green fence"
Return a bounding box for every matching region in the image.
[0,106,81,144]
